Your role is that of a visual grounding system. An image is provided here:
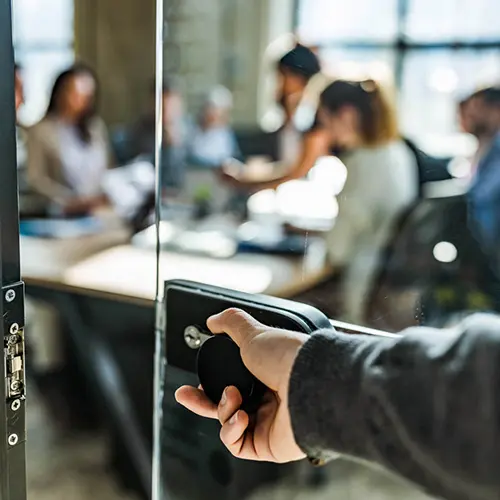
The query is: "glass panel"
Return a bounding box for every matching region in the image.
[14,49,74,125]
[400,49,500,156]
[154,0,500,499]
[297,0,398,44]
[12,0,74,46]
[404,0,500,42]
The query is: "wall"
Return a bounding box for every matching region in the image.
[164,0,294,127]
[74,0,293,128]
[74,0,156,127]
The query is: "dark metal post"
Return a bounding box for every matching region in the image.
[0,0,27,499]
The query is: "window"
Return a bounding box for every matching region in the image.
[404,0,500,42]
[296,0,398,44]
[400,48,500,154]
[296,0,500,156]
[13,0,74,125]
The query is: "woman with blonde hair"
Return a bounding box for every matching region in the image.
[297,78,419,323]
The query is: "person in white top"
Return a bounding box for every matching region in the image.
[299,79,419,323]
[27,64,112,216]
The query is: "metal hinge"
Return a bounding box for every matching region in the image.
[3,282,26,448]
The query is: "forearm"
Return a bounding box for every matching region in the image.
[289,315,500,500]
[238,171,297,191]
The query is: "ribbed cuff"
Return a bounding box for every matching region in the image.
[288,330,380,463]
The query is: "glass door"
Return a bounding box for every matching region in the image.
[153,0,500,499]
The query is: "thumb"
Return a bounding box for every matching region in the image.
[207,308,308,393]
[207,308,265,348]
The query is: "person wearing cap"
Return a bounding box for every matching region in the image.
[188,85,241,168]
[220,43,332,191]
[176,308,500,500]
[460,87,500,253]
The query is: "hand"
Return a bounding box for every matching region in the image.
[217,167,240,186]
[219,159,245,186]
[63,197,94,216]
[175,308,308,463]
[217,168,270,194]
[63,195,108,216]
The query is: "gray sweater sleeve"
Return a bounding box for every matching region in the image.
[288,314,500,500]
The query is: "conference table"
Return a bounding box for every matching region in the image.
[21,226,330,306]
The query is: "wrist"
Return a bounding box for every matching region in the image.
[288,331,380,463]
[282,332,310,398]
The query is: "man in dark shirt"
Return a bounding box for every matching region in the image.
[177,308,500,500]
[462,87,500,253]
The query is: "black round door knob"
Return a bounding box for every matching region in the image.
[197,335,267,414]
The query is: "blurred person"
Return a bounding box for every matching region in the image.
[458,95,474,136]
[27,64,112,216]
[14,63,24,115]
[295,79,419,322]
[188,85,240,168]
[462,87,500,252]
[15,63,46,216]
[126,80,186,192]
[221,43,331,190]
[15,63,26,168]
[275,43,324,165]
[177,308,500,500]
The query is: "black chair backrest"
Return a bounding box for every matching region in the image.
[403,138,453,197]
[366,194,500,330]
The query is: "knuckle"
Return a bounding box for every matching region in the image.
[223,308,248,323]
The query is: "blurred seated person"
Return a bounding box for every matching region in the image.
[294,80,419,323]
[16,64,48,217]
[275,42,324,165]
[126,80,186,193]
[460,87,500,254]
[15,63,26,168]
[188,85,240,168]
[27,64,112,216]
[221,43,331,190]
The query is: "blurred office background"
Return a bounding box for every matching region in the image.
[13,0,500,499]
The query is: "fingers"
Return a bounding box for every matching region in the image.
[177,384,279,462]
[218,386,243,425]
[175,386,217,419]
[207,308,265,348]
[219,397,280,462]
[176,385,244,424]
[220,410,252,458]
[177,385,254,458]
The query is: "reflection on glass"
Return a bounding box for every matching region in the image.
[15,49,75,125]
[297,0,398,44]
[405,0,500,41]
[12,0,74,125]
[153,0,500,499]
[400,49,500,156]
[12,0,74,45]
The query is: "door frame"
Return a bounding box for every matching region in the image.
[0,0,27,498]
